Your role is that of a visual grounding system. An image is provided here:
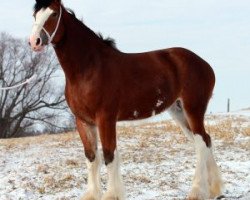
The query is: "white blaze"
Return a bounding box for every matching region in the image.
[31,8,53,37]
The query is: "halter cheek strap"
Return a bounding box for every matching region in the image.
[42,6,62,44]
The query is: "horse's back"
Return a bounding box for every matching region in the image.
[116,47,215,121]
[121,47,215,84]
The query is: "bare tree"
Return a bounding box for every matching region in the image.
[0,32,73,138]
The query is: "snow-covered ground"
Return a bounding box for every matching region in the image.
[0,113,249,200]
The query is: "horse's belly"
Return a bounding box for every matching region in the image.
[117,89,176,121]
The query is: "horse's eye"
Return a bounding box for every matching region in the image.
[52,12,58,17]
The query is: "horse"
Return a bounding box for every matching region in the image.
[29,0,223,199]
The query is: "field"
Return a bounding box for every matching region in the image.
[0,112,249,200]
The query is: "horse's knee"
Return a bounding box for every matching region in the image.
[85,149,96,162]
[193,132,211,148]
[103,149,114,165]
[201,133,211,147]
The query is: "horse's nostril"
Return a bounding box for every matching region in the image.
[36,38,41,46]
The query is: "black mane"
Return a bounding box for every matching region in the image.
[34,0,53,12]
[67,10,117,49]
[97,33,117,49]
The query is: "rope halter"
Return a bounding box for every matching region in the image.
[42,6,62,44]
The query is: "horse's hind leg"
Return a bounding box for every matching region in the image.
[168,99,193,141]
[76,119,102,200]
[98,116,125,200]
[182,100,223,200]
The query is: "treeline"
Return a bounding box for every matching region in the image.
[0,33,75,138]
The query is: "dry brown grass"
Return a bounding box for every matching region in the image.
[37,164,49,174]
[118,121,181,137]
[42,173,76,191]
[1,115,248,150]
[0,131,79,147]
[119,117,249,141]
[206,117,250,141]
[117,116,249,152]
[65,159,79,167]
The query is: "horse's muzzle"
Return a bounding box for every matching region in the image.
[29,30,48,52]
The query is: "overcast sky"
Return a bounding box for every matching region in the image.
[0,0,249,112]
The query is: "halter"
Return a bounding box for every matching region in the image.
[42,6,62,44]
[0,7,62,90]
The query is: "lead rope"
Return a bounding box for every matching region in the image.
[0,74,37,90]
[0,7,62,91]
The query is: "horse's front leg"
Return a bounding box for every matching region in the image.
[98,116,125,200]
[76,119,102,200]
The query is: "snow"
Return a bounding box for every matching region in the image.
[0,113,249,200]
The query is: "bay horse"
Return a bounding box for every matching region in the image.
[29,0,223,199]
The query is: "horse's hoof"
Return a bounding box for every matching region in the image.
[81,197,96,200]
[187,187,209,200]
[209,180,223,199]
[81,192,101,200]
[214,195,226,200]
[101,193,120,200]
[101,197,119,200]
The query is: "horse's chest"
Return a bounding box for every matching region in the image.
[65,85,97,123]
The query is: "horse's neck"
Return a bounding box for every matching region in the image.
[54,12,106,81]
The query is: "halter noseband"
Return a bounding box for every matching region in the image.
[42,6,62,44]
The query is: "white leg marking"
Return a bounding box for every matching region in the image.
[189,134,210,200]
[102,150,125,200]
[168,102,194,141]
[82,150,102,200]
[207,147,223,198]
[180,126,194,141]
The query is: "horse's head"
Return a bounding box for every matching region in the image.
[30,0,64,52]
